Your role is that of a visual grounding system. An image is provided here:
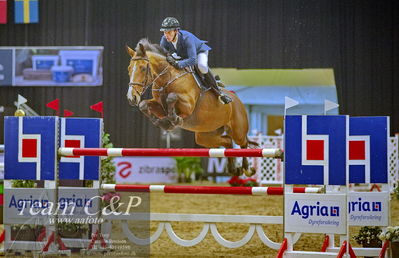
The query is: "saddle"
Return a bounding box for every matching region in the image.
[189,65,224,91]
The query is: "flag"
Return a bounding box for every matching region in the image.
[0,0,7,24]
[14,0,39,24]
[17,94,27,109]
[63,109,74,117]
[324,99,339,113]
[90,101,104,118]
[46,98,60,116]
[284,96,299,110]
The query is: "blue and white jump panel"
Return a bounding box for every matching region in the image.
[4,116,102,181]
[4,116,58,180]
[285,115,348,186]
[348,116,389,184]
[59,118,102,180]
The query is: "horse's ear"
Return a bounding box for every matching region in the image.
[139,43,146,55]
[126,45,135,57]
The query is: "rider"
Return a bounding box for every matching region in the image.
[159,17,232,104]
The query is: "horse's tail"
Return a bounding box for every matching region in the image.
[247,137,260,149]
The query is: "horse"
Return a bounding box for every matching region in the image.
[126,38,258,177]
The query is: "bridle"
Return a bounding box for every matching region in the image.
[128,56,192,97]
[128,57,153,90]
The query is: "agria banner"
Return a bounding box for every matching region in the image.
[285,193,347,234]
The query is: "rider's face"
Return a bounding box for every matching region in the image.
[164,30,177,42]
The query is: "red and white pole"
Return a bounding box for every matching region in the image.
[58,148,283,158]
[101,184,321,195]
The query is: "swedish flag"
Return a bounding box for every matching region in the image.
[14,0,39,24]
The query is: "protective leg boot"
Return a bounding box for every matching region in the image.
[204,71,232,104]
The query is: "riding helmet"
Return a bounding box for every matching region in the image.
[160,17,180,31]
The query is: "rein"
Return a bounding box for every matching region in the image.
[128,56,192,97]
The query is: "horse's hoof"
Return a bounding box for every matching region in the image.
[169,116,183,126]
[176,116,183,126]
[243,167,256,177]
[276,149,284,159]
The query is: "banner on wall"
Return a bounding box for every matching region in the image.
[114,157,177,184]
[0,46,103,87]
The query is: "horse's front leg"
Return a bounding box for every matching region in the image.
[166,92,183,126]
[139,99,175,131]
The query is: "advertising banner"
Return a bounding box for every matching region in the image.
[348,192,389,226]
[0,46,103,87]
[0,49,13,86]
[4,188,100,224]
[285,193,347,234]
[114,157,177,183]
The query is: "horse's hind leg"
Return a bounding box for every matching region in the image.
[228,113,257,177]
[195,129,240,176]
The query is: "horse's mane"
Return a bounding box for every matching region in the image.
[135,38,167,57]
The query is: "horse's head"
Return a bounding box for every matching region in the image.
[126,43,152,106]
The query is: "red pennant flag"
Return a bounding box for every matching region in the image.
[46,98,60,116]
[63,109,74,117]
[0,0,7,24]
[90,101,104,118]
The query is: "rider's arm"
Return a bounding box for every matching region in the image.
[177,37,197,68]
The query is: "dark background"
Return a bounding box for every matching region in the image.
[0,0,398,147]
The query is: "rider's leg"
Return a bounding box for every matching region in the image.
[198,52,232,104]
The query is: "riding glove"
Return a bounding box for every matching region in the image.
[166,55,180,69]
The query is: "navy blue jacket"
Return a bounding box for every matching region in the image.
[160,30,211,68]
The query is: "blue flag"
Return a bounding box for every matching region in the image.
[14,0,39,24]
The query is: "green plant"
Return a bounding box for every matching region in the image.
[11,224,45,241]
[101,191,121,212]
[57,222,89,238]
[11,180,35,188]
[353,226,382,247]
[173,157,203,183]
[394,183,399,200]
[379,226,399,242]
[100,132,116,184]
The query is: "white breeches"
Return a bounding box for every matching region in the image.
[197,51,209,74]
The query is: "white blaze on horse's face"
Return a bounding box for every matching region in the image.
[127,63,139,105]
[127,60,147,106]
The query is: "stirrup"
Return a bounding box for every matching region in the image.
[218,95,232,104]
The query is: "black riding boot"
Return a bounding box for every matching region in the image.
[203,71,232,104]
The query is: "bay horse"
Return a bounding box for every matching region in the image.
[126,38,258,176]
